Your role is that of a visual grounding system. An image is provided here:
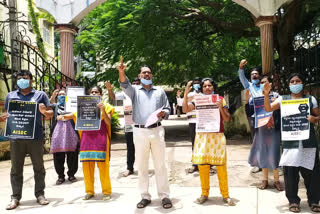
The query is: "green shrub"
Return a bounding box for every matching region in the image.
[111,111,120,137]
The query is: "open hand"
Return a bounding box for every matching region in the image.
[263,83,272,95]
[185,81,193,94]
[105,81,113,90]
[307,115,318,123]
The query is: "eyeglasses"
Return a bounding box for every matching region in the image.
[141,71,152,75]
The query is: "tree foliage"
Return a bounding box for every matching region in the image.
[75,0,320,87]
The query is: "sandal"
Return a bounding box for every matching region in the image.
[310,204,320,212]
[162,197,172,209]
[103,194,111,201]
[6,199,19,210]
[223,197,236,206]
[121,170,134,177]
[83,194,94,200]
[137,199,151,209]
[289,203,301,213]
[258,180,268,190]
[274,181,284,191]
[188,166,198,174]
[195,195,208,204]
[56,178,65,185]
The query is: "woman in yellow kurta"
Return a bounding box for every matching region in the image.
[182,78,235,206]
[60,86,114,201]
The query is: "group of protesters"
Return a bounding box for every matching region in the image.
[0,57,320,213]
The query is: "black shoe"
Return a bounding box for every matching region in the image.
[56,178,65,185]
[68,176,77,183]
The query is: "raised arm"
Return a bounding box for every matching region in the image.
[49,89,59,104]
[182,81,195,113]
[263,83,280,112]
[105,81,115,101]
[117,57,136,100]
[238,59,250,89]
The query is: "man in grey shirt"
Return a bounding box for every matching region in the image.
[118,58,172,209]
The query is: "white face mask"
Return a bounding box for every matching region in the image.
[140,78,152,85]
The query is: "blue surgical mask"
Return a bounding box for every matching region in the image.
[141,78,152,85]
[17,79,30,89]
[57,95,66,106]
[193,84,200,91]
[251,79,259,85]
[289,84,303,94]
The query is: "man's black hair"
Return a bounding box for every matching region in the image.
[16,70,33,79]
[193,77,202,82]
[132,77,140,83]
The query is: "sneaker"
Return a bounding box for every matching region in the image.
[251,167,262,173]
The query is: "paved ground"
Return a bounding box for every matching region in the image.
[0,115,312,214]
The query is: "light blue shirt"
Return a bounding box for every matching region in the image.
[238,69,264,104]
[120,77,171,125]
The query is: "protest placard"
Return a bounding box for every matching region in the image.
[5,100,37,139]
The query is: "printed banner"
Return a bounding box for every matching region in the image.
[65,86,85,113]
[5,100,37,139]
[253,95,273,128]
[76,96,101,131]
[195,94,220,133]
[124,105,133,132]
[281,98,310,141]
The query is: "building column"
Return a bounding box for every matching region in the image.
[256,16,274,75]
[56,24,77,80]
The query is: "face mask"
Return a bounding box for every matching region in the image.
[251,79,259,85]
[193,84,200,91]
[17,79,30,89]
[57,95,66,106]
[141,78,152,85]
[289,84,303,94]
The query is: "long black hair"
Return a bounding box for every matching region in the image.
[200,77,217,93]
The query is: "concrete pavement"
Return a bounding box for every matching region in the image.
[0,115,311,214]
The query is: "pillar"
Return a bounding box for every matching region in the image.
[256,16,274,75]
[56,24,77,79]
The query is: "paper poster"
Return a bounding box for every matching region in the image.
[76,96,101,131]
[281,98,310,141]
[195,94,220,133]
[65,86,85,113]
[253,95,273,128]
[145,107,163,128]
[5,100,37,139]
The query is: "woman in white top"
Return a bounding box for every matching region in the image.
[264,73,320,213]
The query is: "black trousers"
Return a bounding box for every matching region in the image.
[283,153,320,205]
[247,116,255,143]
[189,123,197,167]
[10,139,46,200]
[125,132,135,171]
[53,147,79,179]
